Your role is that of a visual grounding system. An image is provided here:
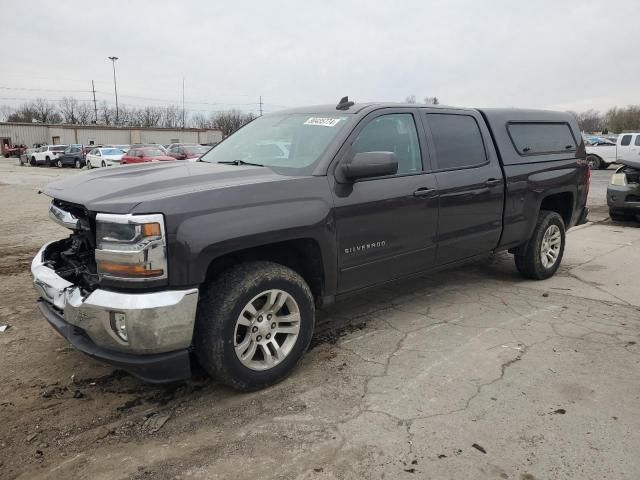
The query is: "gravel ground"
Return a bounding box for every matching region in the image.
[1,160,639,480]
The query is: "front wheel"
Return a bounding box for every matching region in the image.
[586,155,601,170]
[195,261,315,391]
[515,210,566,280]
[56,159,63,168]
[75,158,81,169]
[101,160,106,168]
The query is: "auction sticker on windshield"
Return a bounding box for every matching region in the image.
[304,117,342,127]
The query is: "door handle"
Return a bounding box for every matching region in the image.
[413,188,436,198]
[485,178,502,187]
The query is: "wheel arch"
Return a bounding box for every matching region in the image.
[202,238,326,306]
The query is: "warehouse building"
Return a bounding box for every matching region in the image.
[0,122,223,150]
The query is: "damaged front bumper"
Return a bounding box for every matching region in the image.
[31,241,199,383]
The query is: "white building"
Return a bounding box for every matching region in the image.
[0,122,223,149]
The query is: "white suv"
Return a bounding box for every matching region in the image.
[30,145,68,166]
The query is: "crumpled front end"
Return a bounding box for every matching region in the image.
[32,200,199,383]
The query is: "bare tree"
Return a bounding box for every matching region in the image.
[0,105,14,122]
[100,101,115,125]
[405,95,417,104]
[606,106,640,133]
[212,110,256,137]
[190,113,211,129]
[424,96,439,105]
[76,102,95,124]
[32,98,61,123]
[161,105,181,128]
[59,97,80,124]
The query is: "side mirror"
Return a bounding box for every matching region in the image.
[341,152,398,181]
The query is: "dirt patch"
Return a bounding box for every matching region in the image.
[0,245,37,276]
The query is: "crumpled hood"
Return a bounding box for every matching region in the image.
[43,161,286,214]
[619,158,640,170]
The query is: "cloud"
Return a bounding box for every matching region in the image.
[2,0,639,114]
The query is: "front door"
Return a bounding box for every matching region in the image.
[421,109,504,265]
[331,110,439,294]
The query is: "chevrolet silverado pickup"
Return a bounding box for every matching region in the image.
[31,98,589,390]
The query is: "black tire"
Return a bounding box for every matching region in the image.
[586,155,601,170]
[75,158,81,169]
[56,159,63,168]
[101,160,106,167]
[45,156,51,167]
[87,159,92,169]
[195,261,315,391]
[514,210,566,280]
[30,156,36,166]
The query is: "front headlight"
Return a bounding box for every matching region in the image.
[610,173,627,186]
[95,213,167,281]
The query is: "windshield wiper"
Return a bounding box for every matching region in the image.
[217,160,264,167]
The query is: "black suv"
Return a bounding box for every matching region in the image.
[56,145,86,168]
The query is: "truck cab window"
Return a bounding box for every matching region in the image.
[508,122,577,155]
[634,135,640,146]
[352,114,421,174]
[620,135,632,146]
[426,113,486,169]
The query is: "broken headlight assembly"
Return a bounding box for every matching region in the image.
[610,173,627,186]
[95,213,167,281]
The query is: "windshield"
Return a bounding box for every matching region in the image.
[142,148,165,157]
[102,148,123,155]
[200,113,349,173]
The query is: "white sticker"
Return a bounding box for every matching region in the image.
[304,117,341,127]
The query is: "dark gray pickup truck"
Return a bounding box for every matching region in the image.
[32,98,589,390]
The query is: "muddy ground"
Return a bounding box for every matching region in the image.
[1,160,639,480]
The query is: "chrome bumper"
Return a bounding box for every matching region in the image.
[31,242,199,355]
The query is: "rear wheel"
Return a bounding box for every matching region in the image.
[101,160,106,167]
[587,155,601,170]
[195,261,315,391]
[56,159,63,168]
[74,158,81,169]
[30,157,36,166]
[87,159,93,169]
[515,210,566,280]
[45,156,51,167]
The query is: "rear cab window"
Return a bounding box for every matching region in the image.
[508,123,576,156]
[425,113,487,170]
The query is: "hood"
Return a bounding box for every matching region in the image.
[619,158,640,170]
[43,161,286,214]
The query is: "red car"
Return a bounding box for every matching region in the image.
[121,147,176,165]
[167,144,211,161]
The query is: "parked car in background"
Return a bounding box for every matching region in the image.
[586,132,640,170]
[608,158,640,221]
[105,144,130,153]
[20,148,39,166]
[121,147,175,164]
[130,143,169,153]
[30,145,67,166]
[167,144,211,161]
[166,142,198,151]
[86,147,126,168]
[56,145,86,169]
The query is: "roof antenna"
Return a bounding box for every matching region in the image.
[336,96,355,110]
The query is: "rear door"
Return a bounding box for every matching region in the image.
[421,109,504,265]
[331,109,439,293]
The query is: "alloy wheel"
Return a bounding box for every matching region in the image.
[233,289,301,371]
[540,224,561,268]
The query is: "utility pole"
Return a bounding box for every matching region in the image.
[259,95,263,116]
[91,80,98,124]
[107,56,119,124]
[182,78,185,129]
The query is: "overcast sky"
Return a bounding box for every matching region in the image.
[2,0,639,116]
